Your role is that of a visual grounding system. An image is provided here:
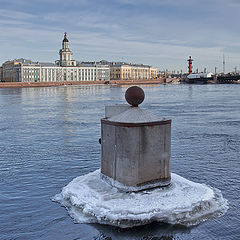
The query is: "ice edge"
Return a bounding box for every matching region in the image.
[52,169,229,228]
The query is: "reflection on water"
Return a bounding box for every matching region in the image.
[187,85,193,98]
[91,222,190,240]
[0,84,239,240]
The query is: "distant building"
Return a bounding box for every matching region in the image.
[2,58,26,82]
[1,33,157,82]
[109,62,157,81]
[1,33,110,82]
[0,66,3,81]
[59,32,76,67]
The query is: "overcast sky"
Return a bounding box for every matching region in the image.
[1,0,240,73]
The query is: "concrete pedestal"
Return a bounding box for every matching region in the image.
[101,106,171,191]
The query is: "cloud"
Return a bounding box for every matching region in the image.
[0,0,240,72]
[0,9,35,20]
[0,19,28,25]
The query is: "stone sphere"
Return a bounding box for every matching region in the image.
[125,86,145,107]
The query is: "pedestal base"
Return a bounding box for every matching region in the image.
[101,173,171,192]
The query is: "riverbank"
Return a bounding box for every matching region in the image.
[0,78,172,88]
[0,80,105,88]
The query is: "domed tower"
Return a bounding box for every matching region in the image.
[59,32,76,67]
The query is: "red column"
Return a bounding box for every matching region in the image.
[187,56,193,74]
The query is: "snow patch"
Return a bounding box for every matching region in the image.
[108,107,163,123]
[52,170,228,228]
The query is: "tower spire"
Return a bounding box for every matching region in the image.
[59,32,76,67]
[62,32,69,49]
[63,32,68,42]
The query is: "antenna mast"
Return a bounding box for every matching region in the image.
[223,54,225,74]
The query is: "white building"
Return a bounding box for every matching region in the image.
[187,73,214,79]
[1,33,110,82]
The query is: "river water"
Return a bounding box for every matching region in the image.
[0,84,239,240]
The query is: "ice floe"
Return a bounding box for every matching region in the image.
[53,169,228,228]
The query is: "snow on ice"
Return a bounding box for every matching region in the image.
[53,169,228,228]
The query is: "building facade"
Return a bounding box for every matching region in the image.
[0,66,3,81]
[110,63,157,81]
[1,33,110,82]
[18,62,109,82]
[2,59,26,82]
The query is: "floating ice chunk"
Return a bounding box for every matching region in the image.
[52,170,228,228]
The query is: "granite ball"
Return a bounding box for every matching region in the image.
[125,86,145,107]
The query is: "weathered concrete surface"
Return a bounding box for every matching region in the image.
[101,107,171,190]
[105,105,130,118]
